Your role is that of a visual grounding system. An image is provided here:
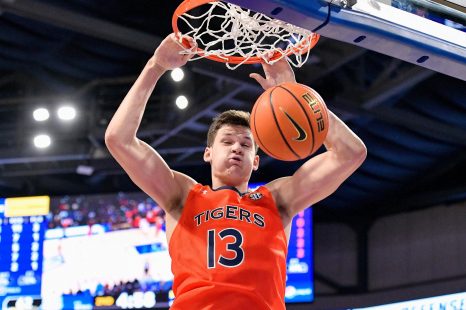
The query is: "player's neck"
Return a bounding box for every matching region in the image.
[211,179,249,194]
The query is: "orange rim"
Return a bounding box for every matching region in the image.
[172,0,320,64]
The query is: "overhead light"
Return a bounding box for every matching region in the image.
[33,108,50,122]
[33,134,51,149]
[76,165,94,176]
[171,68,184,82]
[175,95,189,110]
[57,106,76,121]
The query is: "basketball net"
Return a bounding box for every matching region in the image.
[176,1,318,70]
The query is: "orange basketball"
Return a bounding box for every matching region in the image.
[250,82,329,161]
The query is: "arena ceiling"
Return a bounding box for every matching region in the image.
[0,0,465,225]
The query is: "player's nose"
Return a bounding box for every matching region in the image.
[231,142,243,154]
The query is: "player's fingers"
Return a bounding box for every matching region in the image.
[172,33,194,51]
[173,39,186,50]
[181,36,196,61]
[168,32,181,46]
[256,51,269,63]
[258,50,276,63]
[182,53,194,62]
[184,36,197,49]
[174,32,182,42]
[249,73,268,90]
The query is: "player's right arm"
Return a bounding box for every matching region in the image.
[105,34,197,212]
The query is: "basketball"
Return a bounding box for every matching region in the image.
[250,82,329,161]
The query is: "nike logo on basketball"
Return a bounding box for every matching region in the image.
[281,108,307,141]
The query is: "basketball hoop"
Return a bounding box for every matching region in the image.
[172,0,320,69]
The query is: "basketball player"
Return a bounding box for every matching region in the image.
[105,33,367,309]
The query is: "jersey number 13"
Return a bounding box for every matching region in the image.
[207,228,244,268]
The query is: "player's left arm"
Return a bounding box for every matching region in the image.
[267,110,367,217]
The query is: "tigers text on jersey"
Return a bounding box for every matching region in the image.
[169,184,288,310]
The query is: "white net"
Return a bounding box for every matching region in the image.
[176,1,318,70]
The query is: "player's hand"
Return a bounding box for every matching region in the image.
[249,54,296,90]
[153,33,196,70]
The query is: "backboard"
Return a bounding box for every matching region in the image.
[224,0,466,81]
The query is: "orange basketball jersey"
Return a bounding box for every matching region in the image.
[169,184,288,310]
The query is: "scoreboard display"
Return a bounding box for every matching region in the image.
[0,197,49,309]
[286,209,313,302]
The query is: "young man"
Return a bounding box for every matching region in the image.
[105,34,367,309]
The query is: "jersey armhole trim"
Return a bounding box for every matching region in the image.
[257,185,289,247]
[168,183,204,251]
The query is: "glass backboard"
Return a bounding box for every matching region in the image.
[225,0,466,81]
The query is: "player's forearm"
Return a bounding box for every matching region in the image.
[105,56,166,147]
[323,110,367,162]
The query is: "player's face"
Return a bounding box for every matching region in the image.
[204,125,259,186]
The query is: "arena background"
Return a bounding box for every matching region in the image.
[0,0,465,309]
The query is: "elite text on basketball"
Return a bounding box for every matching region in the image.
[302,93,325,132]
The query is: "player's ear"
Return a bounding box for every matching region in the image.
[252,154,260,171]
[204,146,212,163]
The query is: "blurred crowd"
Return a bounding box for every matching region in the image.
[66,278,173,303]
[47,193,165,232]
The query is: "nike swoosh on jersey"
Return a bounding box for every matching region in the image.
[281,108,307,141]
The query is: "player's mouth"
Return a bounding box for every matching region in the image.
[228,156,242,165]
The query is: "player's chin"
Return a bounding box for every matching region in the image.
[226,166,247,177]
[226,166,242,175]
[230,164,252,175]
